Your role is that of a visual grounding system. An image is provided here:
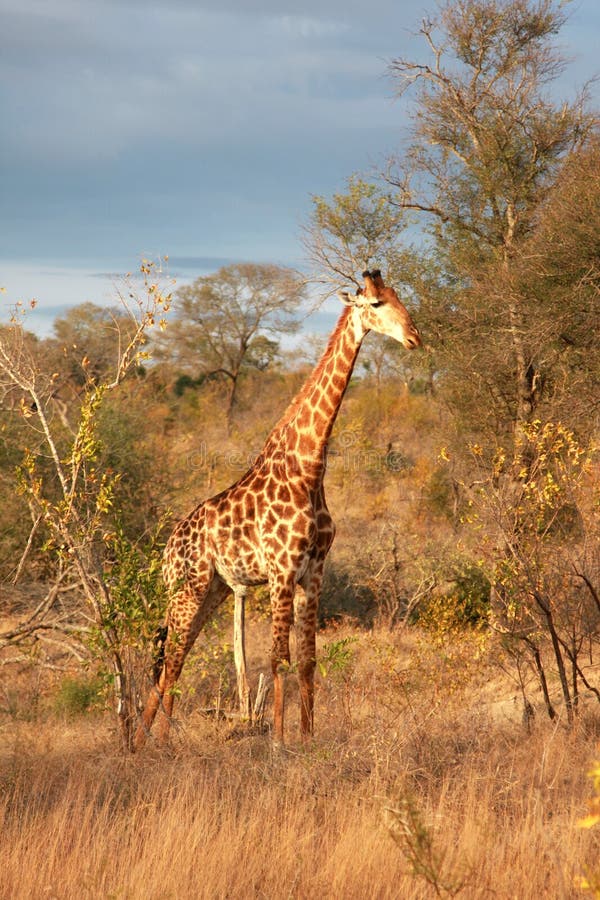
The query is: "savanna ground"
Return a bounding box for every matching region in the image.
[2,3,600,895]
[1,310,599,899]
[1,292,599,898]
[2,611,599,900]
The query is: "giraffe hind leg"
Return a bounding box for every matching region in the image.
[152,623,169,684]
[131,623,170,751]
[134,574,229,751]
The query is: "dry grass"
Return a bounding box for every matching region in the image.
[1,624,599,899]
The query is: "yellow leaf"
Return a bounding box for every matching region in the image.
[577,814,600,829]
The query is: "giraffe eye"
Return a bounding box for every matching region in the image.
[370,300,384,308]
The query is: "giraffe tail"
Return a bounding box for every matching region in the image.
[152,622,169,684]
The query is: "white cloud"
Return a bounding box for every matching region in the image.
[1,1,399,165]
[1,0,598,266]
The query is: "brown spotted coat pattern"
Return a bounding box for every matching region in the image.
[134,270,420,748]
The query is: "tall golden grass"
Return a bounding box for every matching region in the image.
[1,624,598,899]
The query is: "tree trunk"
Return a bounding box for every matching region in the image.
[225,373,240,433]
[508,300,537,473]
[534,591,573,726]
[529,642,556,721]
[252,673,268,728]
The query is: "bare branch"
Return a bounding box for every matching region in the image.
[11,510,42,585]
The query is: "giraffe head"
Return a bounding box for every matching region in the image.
[337,269,421,350]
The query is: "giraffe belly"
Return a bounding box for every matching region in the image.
[214,545,269,589]
[215,564,268,589]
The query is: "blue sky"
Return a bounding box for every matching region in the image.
[1,0,599,334]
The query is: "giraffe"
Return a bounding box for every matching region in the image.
[134,269,421,749]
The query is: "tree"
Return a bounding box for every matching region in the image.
[52,302,140,386]
[159,263,305,425]
[303,176,411,289]
[0,263,171,751]
[470,422,600,724]
[512,135,600,433]
[384,0,595,461]
[380,1,600,722]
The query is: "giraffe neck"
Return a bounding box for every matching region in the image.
[264,306,364,483]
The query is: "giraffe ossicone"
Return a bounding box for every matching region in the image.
[134,268,421,750]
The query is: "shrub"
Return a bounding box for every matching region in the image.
[53,676,103,717]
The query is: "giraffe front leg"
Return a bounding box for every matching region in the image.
[295,570,321,741]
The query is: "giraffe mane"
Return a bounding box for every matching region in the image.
[261,305,353,452]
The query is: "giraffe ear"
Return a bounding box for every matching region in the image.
[337,288,377,308]
[337,290,357,306]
